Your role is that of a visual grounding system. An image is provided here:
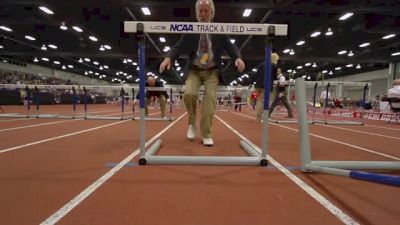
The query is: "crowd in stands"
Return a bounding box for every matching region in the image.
[0,71,71,85]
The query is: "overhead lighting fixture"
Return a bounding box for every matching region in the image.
[104,45,112,50]
[89,36,98,42]
[346,64,354,68]
[296,65,303,69]
[62,65,66,70]
[99,66,103,70]
[382,34,396,40]
[25,35,36,41]
[60,24,68,30]
[0,26,12,32]
[159,37,166,43]
[123,59,127,64]
[48,44,57,49]
[356,64,361,69]
[39,6,54,15]
[41,57,49,61]
[304,63,311,67]
[359,42,370,48]
[307,76,311,80]
[283,49,290,54]
[312,63,317,68]
[339,12,353,21]
[127,59,133,63]
[78,58,83,63]
[84,58,90,62]
[230,39,235,44]
[141,7,151,15]
[243,9,252,17]
[103,65,109,69]
[53,61,60,64]
[68,65,73,68]
[322,70,328,74]
[289,49,295,55]
[391,52,400,56]
[33,58,39,62]
[335,67,341,70]
[348,51,354,57]
[338,50,347,55]
[93,61,99,65]
[328,71,333,75]
[99,46,105,51]
[41,45,47,51]
[296,40,305,46]
[310,31,321,37]
[287,69,293,73]
[0,45,3,49]
[325,28,333,36]
[72,26,83,32]
[252,68,258,72]
[132,62,137,66]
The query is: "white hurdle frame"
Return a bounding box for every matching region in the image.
[295,78,400,172]
[125,21,288,166]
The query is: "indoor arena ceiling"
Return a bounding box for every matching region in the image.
[0,0,399,85]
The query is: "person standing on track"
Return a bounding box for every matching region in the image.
[159,0,245,146]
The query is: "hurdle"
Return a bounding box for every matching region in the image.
[124,21,288,166]
[295,78,400,187]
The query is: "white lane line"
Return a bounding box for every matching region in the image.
[0,118,33,123]
[234,112,400,160]
[0,111,165,154]
[215,115,359,225]
[40,112,187,225]
[364,124,400,131]
[0,111,126,133]
[317,124,400,140]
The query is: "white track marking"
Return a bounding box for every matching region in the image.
[40,112,187,225]
[234,112,400,160]
[364,124,400,131]
[0,111,164,154]
[216,115,359,225]
[317,124,400,140]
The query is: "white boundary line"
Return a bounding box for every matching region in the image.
[317,124,400,140]
[215,115,359,225]
[40,112,187,225]
[364,124,400,131]
[0,111,164,154]
[234,112,400,160]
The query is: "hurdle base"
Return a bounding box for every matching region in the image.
[141,155,266,166]
[85,115,134,120]
[133,117,175,121]
[310,160,400,170]
[312,120,363,125]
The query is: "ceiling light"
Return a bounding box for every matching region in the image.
[25,35,36,41]
[159,37,166,43]
[339,12,353,21]
[132,62,137,66]
[62,65,66,70]
[348,51,354,56]
[325,28,333,36]
[41,45,47,51]
[38,6,54,15]
[304,63,311,67]
[356,64,361,69]
[296,40,305,46]
[103,65,109,69]
[310,31,321,37]
[297,65,303,69]
[53,61,60,64]
[243,9,252,17]
[287,69,293,73]
[338,50,347,55]
[141,7,151,15]
[252,68,258,72]
[359,42,370,48]
[60,24,68,30]
[346,64,353,67]
[99,46,105,51]
[283,49,290,54]
[0,45,3,49]
[382,34,396,40]
[78,58,83,63]
[48,44,57,49]
[230,39,235,44]
[0,26,12,32]
[391,52,400,56]
[100,66,103,70]
[307,76,311,80]
[312,63,317,68]
[72,26,83,32]
[93,61,99,65]
[127,59,133,63]
[40,57,48,61]
[84,58,90,62]
[95,72,99,75]
[335,67,341,70]
[104,45,111,50]
[289,49,295,55]
[89,36,98,42]
[302,75,307,78]
[68,65,73,68]
[322,70,328,74]
[328,71,333,75]
[33,58,39,62]
[123,59,127,64]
